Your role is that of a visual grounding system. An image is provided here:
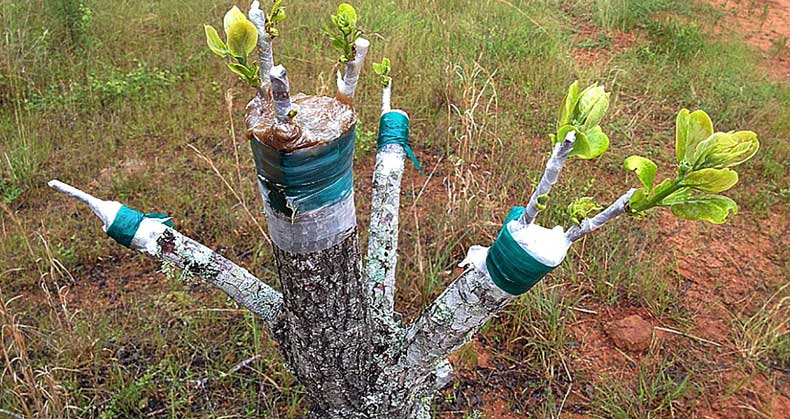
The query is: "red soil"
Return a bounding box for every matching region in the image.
[709,0,790,81]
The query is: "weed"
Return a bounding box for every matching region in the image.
[769,36,788,58]
[25,62,178,110]
[591,357,696,418]
[645,19,705,59]
[45,0,95,49]
[590,0,680,31]
[730,282,789,371]
[354,123,376,158]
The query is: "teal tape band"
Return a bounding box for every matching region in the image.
[106,205,173,248]
[377,111,421,171]
[485,206,554,295]
[252,127,356,216]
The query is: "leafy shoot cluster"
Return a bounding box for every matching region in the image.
[624,110,759,224]
[323,3,363,63]
[554,81,611,160]
[551,81,758,227]
[205,6,261,87]
[372,57,391,86]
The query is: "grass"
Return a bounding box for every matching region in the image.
[730,282,790,372]
[1,0,789,417]
[590,354,696,418]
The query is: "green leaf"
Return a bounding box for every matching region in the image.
[682,168,739,193]
[575,84,599,118]
[557,81,580,128]
[567,197,603,224]
[683,109,714,163]
[570,125,609,159]
[269,0,286,23]
[332,36,346,51]
[225,10,259,58]
[652,178,675,200]
[204,25,228,57]
[675,109,689,162]
[536,193,549,211]
[623,155,657,191]
[691,131,759,169]
[628,188,648,212]
[224,5,247,34]
[373,57,391,75]
[582,92,610,131]
[664,194,738,224]
[336,3,357,28]
[227,62,249,78]
[659,185,690,205]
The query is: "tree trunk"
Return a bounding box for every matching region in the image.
[272,231,375,418]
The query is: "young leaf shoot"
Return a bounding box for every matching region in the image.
[372,57,391,86]
[266,0,286,37]
[624,109,759,224]
[204,5,261,87]
[553,81,611,159]
[324,3,362,63]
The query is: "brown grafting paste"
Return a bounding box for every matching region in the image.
[247,93,356,152]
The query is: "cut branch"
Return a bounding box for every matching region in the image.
[365,143,405,316]
[381,78,392,114]
[397,264,512,382]
[366,80,406,318]
[48,180,283,329]
[269,64,292,123]
[336,37,370,99]
[249,1,274,90]
[519,130,576,226]
[565,189,635,242]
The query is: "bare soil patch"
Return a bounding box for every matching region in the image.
[709,0,790,81]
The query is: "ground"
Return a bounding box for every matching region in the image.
[1,0,788,418]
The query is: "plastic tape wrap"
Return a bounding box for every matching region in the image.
[252,126,357,254]
[106,205,173,248]
[485,206,558,295]
[252,126,355,217]
[377,110,420,170]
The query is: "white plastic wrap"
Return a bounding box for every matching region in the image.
[336,38,370,98]
[259,179,357,254]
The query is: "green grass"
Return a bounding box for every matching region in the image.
[2,0,789,417]
[591,355,697,418]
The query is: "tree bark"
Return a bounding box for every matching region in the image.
[271,231,376,418]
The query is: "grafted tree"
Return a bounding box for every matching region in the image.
[49,2,760,418]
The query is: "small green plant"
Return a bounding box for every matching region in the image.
[47,0,94,48]
[0,178,23,203]
[205,6,260,86]
[624,109,759,223]
[769,36,788,58]
[323,3,362,63]
[553,81,611,159]
[646,19,704,59]
[372,57,391,86]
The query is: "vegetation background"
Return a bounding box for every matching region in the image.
[1,0,788,417]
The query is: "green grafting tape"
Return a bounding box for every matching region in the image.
[252,127,356,216]
[106,205,173,248]
[377,111,421,171]
[485,206,554,295]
